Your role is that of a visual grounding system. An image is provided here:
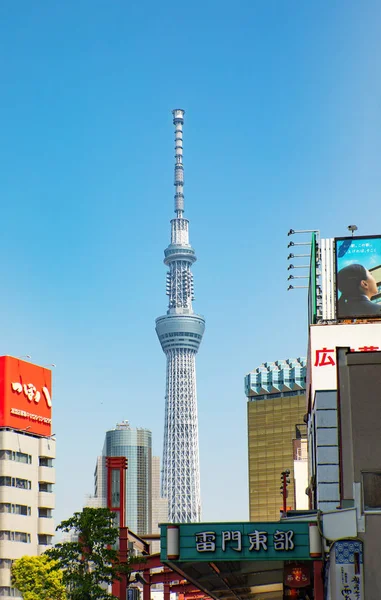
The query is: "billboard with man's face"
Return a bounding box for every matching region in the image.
[335,235,381,320]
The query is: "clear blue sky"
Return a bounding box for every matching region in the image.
[0,1,380,524]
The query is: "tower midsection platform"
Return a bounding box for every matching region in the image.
[156,314,205,353]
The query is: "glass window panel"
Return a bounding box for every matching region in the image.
[111,470,120,508]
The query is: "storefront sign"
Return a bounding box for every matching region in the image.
[161,522,311,562]
[309,323,381,400]
[195,528,295,553]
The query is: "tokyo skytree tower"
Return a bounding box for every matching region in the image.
[156,109,205,523]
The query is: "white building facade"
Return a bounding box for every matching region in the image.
[0,429,56,598]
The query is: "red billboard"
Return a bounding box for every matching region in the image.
[0,356,52,436]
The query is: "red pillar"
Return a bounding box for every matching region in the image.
[163,565,170,600]
[143,571,151,600]
[106,456,128,527]
[106,457,128,600]
[118,527,128,600]
[313,560,324,600]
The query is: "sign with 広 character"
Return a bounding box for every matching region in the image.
[161,521,312,562]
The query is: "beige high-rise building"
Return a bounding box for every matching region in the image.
[151,456,168,554]
[0,430,56,597]
[245,358,308,521]
[0,356,55,599]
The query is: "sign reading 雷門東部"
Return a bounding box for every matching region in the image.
[160,522,311,562]
[0,356,52,436]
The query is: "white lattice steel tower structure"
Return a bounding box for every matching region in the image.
[156,109,205,523]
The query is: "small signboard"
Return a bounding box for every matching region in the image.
[327,540,364,600]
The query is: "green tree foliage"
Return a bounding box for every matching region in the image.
[11,554,66,600]
[47,507,124,600]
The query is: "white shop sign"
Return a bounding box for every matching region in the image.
[309,323,381,400]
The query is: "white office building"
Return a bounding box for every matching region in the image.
[0,429,56,598]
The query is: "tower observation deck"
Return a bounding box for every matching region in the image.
[155,109,205,523]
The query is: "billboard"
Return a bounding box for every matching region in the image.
[0,356,52,436]
[335,235,381,319]
[308,322,381,402]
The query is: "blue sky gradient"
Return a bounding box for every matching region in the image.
[0,1,380,523]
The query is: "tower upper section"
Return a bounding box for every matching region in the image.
[156,109,205,353]
[162,109,199,316]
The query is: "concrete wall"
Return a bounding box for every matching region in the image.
[309,390,340,512]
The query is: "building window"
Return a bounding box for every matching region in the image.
[38,508,52,518]
[363,472,381,510]
[0,477,31,490]
[15,478,30,490]
[13,505,30,516]
[0,504,30,516]
[0,531,30,543]
[0,588,23,597]
[0,450,31,464]
[0,559,13,569]
[13,532,30,543]
[111,470,120,508]
[39,457,54,467]
[39,482,53,493]
[38,534,53,546]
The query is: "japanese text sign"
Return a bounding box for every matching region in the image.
[0,356,52,436]
[328,540,363,600]
[309,323,381,399]
[161,522,311,562]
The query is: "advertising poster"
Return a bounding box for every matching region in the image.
[335,235,381,319]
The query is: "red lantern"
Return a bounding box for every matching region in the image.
[284,565,311,588]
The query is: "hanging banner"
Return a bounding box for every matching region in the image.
[327,540,364,600]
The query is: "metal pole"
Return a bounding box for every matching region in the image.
[282,473,287,515]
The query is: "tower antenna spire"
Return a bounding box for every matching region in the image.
[155,110,205,523]
[173,109,185,217]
